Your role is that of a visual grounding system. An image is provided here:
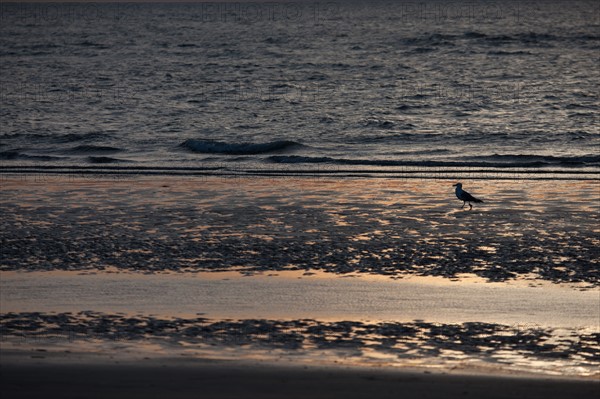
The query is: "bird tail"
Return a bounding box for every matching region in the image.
[473,198,483,203]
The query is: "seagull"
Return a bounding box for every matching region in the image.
[453,183,483,210]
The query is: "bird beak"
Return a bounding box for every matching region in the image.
[452,184,457,187]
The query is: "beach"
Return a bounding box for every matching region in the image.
[1,175,599,397]
[2,1,599,397]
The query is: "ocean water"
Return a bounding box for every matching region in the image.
[1,1,599,176]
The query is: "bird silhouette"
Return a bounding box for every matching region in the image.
[452,183,483,210]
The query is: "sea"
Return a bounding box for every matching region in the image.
[1,1,599,178]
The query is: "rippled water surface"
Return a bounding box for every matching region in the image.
[1,1,598,174]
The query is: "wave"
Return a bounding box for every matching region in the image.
[0,132,111,143]
[392,149,451,156]
[67,145,122,154]
[362,119,396,129]
[267,154,600,168]
[0,151,62,161]
[87,156,130,164]
[57,132,112,143]
[180,139,303,155]
[347,130,445,144]
[471,154,600,164]
[464,31,487,39]
[397,31,591,49]
[0,133,62,140]
[77,41,110,49]
[463,31,599,46]
[488,50,533,56]
[396,104,428,111]
[399,31,599,47]
[409,47,436,54]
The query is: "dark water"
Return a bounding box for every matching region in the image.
[1,1,599,175]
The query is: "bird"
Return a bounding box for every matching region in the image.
[452,183,483,210]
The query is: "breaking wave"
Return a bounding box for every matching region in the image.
[267,154,600,168]
[180,139,304,155]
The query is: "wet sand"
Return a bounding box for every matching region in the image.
[2,352,599,399]
[1,175,598,283]
[2,309,598,377]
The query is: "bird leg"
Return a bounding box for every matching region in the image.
[461,201,465,209]
[468,202,473,210]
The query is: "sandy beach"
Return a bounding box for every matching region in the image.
[1,175,599,397]
[2,1,599,396]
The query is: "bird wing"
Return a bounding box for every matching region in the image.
[461,190,481,202]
